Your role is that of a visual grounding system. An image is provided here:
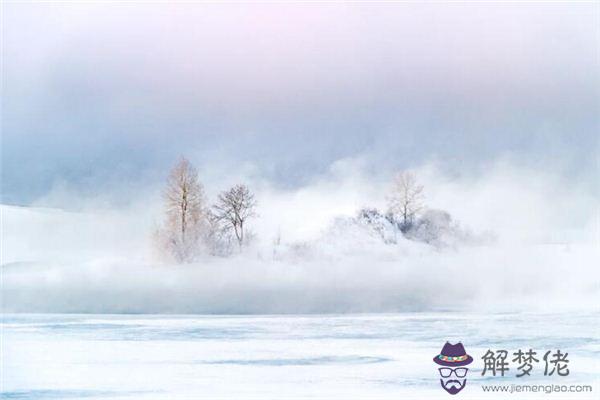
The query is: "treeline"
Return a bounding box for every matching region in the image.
[154,157,256,262]
[156,157,470,263]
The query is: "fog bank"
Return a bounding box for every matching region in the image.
[2,160,598,313]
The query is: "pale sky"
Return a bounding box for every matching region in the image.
[2,2,598,204]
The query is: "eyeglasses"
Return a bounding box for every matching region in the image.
[439,367,468,378]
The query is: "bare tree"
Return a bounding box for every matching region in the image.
[159,157,207,262]
[387,171,424,231]
[213,184,257,249]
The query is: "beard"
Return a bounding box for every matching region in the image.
[440,378,466,395]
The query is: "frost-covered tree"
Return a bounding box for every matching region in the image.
[404,209,453,246]
[212,184,257,249]
[404,208,474,248]
[387,171,424,231]
[157,157,208,262]
[355,208,398,244]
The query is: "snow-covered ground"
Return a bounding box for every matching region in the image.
[3,312,599,399]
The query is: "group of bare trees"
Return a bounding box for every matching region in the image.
[156,157,256,263]
[156,156,426,263]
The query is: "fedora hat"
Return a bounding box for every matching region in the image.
[433,342,473,367]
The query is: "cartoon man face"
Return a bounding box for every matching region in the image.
[433,342,473,395]
[438,366,469,394]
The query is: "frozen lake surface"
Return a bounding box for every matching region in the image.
[3,312,599,399]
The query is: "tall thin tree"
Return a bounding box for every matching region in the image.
[387,171,424,231]
[161,157,207,262]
